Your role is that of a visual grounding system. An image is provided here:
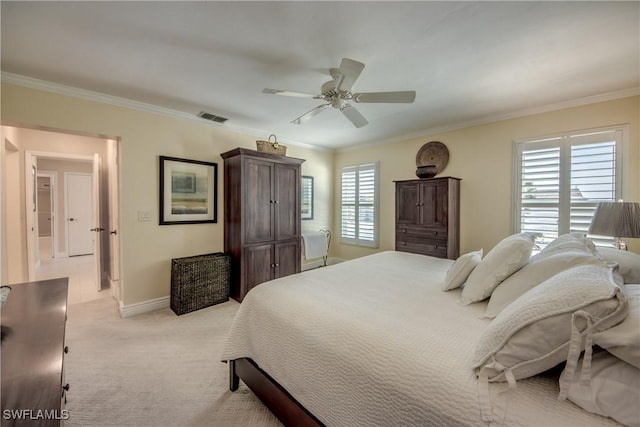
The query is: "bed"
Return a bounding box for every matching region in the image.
[221,249,631,426]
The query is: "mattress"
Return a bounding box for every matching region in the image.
[221,251,619,426]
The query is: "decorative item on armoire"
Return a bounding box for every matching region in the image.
[415,141,449,178]
[256,134,287,156]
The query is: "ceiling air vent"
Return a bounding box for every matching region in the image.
[197,111,228,123]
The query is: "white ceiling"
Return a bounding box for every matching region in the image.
[2,1,638,150]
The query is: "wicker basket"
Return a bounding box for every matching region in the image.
[170,252,230,315]
[256,134,287,156]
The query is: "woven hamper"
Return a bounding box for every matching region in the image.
[171,252,230,315]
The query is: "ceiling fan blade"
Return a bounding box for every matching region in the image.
[353,91,416,103]
[263,88,319,98]
[340,105,368,128]
[291,103,331,125]
[335,58,365,92]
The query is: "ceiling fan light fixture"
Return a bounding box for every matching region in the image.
[262,58,415,127]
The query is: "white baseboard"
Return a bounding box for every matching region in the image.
[302,257,345,271]
[119,296,170,318]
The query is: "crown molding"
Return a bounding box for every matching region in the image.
[0,72,327,152]
[339,86,640,152]
[3,72,635,154]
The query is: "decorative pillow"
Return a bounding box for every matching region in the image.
[472,263,627,383]
[485,244,604,318]
[560,350,640,427]
[531,233,596,260]
[460,233,537,304]
[592,284,640,369]
[596,247,640,284]
[442,249,483,291]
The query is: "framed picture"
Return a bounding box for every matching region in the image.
[301,175,314,220]
[159,156,218,225]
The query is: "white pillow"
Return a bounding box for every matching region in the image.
[560,351,640,427]
[485,245,604,318]
[531,233,596,260]
[596,247,640,284]
[442,249,483,291]
[472,263,627,383]
[592,284,640,369]
[460,233,537,305]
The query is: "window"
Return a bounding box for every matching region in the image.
[340,162,379,247]
[514,126,624,247]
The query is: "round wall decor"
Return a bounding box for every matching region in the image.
[415,141,449,178]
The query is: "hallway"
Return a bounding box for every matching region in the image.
[36,240,112,305]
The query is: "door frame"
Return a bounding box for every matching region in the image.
[36,170,58,259]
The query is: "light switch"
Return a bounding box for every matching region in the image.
[138,211,152,221]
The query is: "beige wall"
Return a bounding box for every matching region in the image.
[1,83,334,306]
[334,96,640,260]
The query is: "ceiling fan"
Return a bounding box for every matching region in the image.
[262,58,416,128]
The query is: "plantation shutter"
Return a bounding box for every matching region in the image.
[340,162,378,246]
[519,142,561,246]
[515,128,621,247]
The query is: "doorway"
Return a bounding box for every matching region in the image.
[2,125,123,306]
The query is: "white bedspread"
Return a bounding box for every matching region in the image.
[221,251,619,426]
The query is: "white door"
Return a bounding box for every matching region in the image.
[92,153,102,291]
[107,142,121,299]
[66,173,94,256]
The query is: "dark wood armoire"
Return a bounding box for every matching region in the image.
[394,177,461,259]
[221,148,305,302]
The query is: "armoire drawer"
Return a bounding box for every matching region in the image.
[395,239,448,258]
[395,226,447,240]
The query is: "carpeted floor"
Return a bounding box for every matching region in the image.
[64,297,282,427]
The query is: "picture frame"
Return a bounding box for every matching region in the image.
[159,156,218,225]
[301,175,314,221]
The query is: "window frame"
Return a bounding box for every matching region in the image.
[512,125,625,246]
[340,161,380,248]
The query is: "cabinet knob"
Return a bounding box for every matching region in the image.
[63,384,70,392]
[275,263,279,267]
[433,231,438,236]
[402,229,407,233]
[64,346,69,354]
[274,200,279,204]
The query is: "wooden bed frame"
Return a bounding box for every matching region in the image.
[229,358,324,427]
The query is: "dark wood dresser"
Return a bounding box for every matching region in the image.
[395,177,461,259]
[221,148,305,302]
[1,278,69,426]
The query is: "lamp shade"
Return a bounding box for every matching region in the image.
[588,201,640,238]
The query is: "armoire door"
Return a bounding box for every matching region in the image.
[419,181,448,229]
[274,240,300,279]
[396,182,419,225]
[274,164,299,241]
[244,159,275,244]
[244,244,274,294]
